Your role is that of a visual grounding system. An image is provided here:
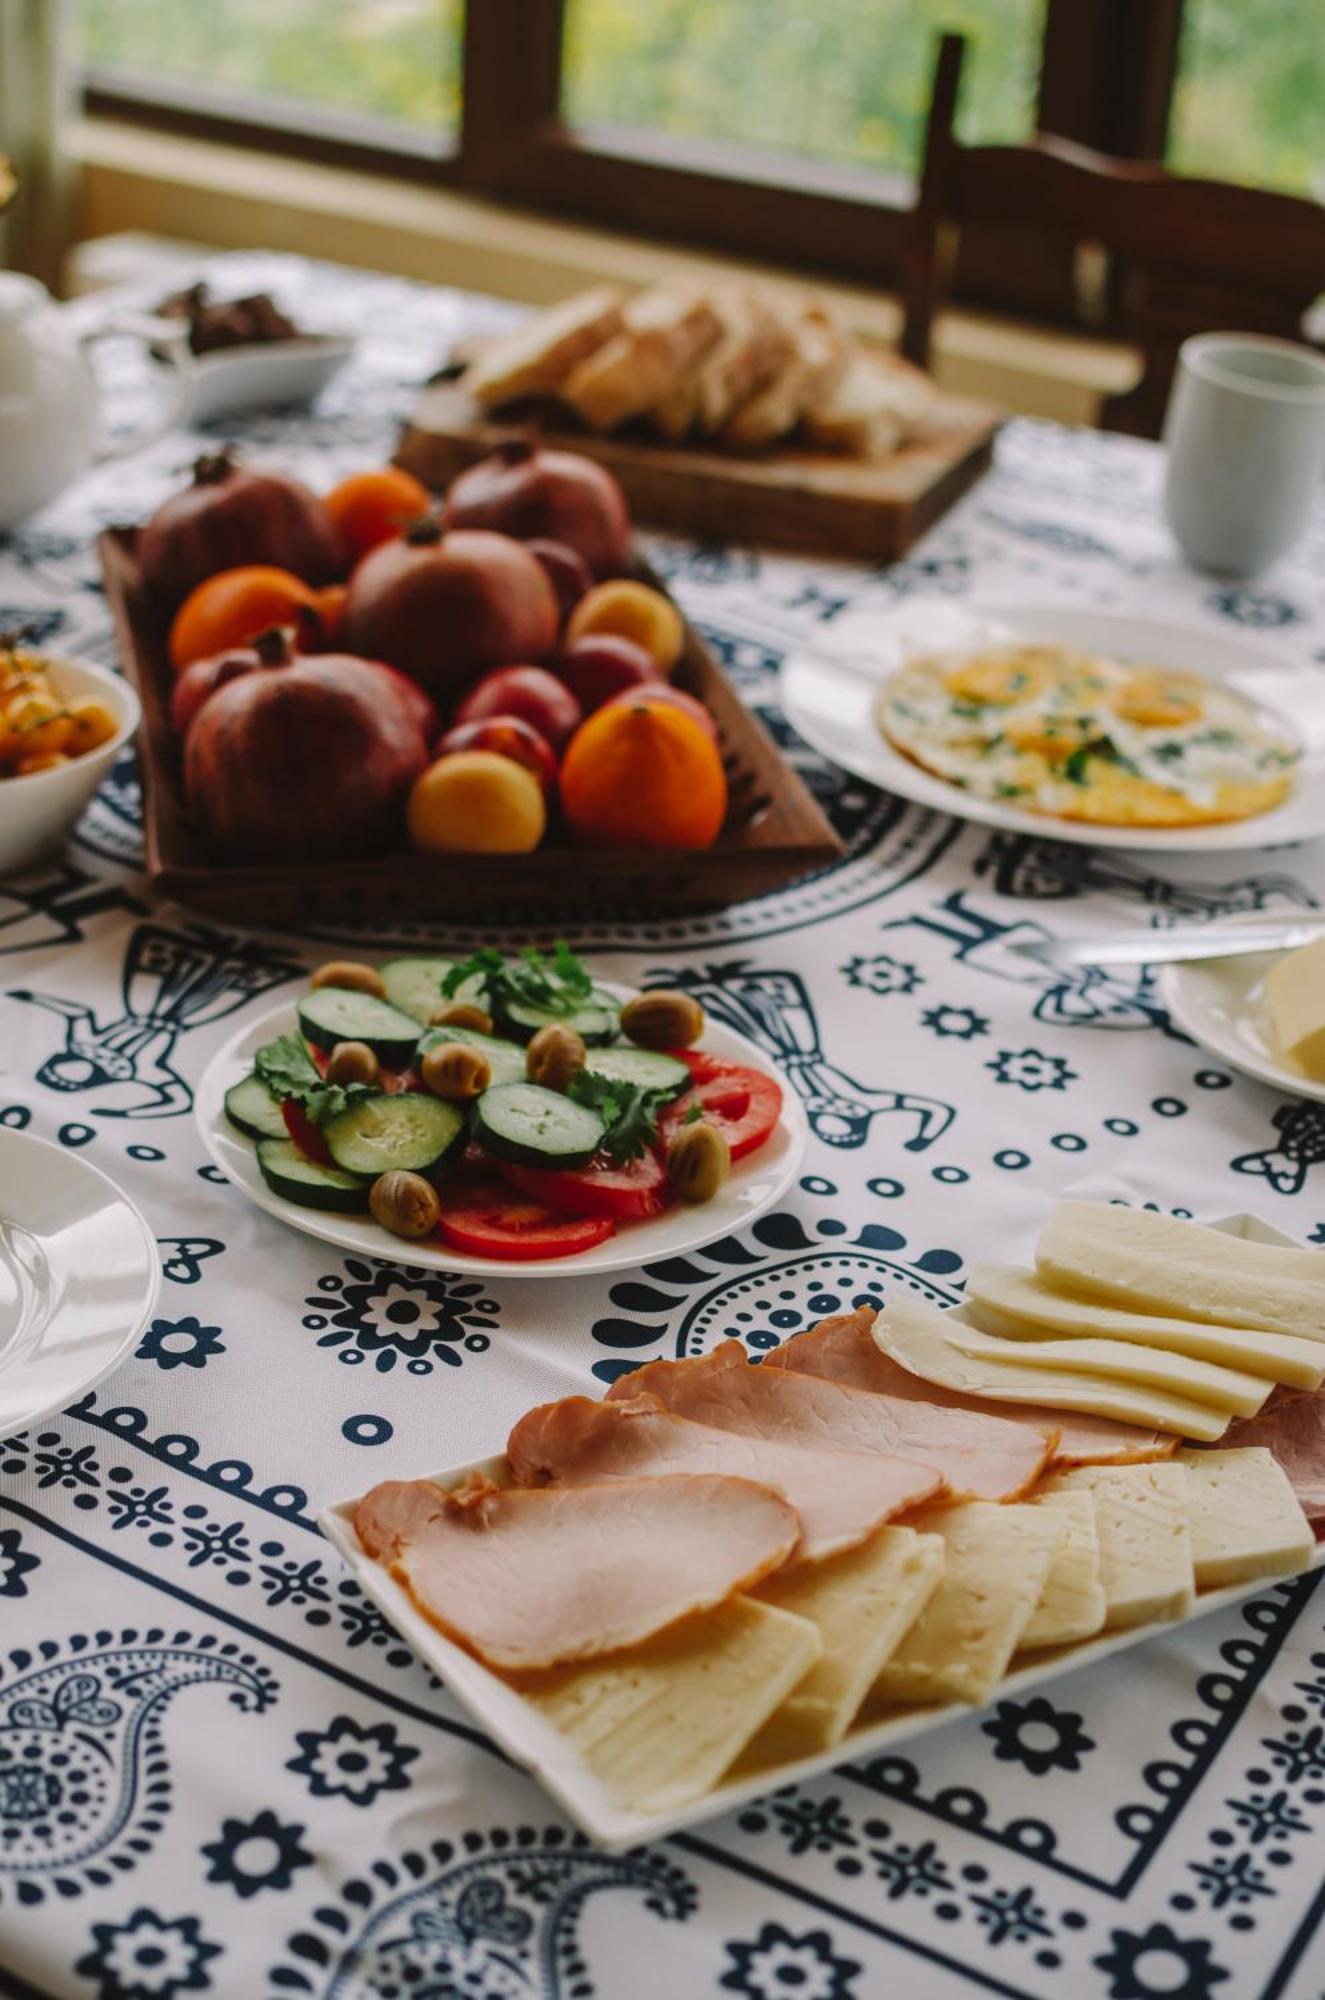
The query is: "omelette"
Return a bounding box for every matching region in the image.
[877,643,1298,828]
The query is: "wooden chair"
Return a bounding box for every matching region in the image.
[901,34,1325,437]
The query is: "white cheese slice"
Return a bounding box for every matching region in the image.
[1265,937,1325,1079]
[941,1318,1269,1416]
[1020,1488,1107,1650]
[1176,1446,1315,1590]
[871,1501,1065,1706]
[523,1596,821,1814]
[876,1295,1231,1441]
[1037,1201,1325,1342]
[967,1264,1325,1391]
[1040,1462,1194,1629]
[745,1527,945,1759]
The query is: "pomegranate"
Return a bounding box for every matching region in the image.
[526,538,593,621]
[454,666,582,754]
[341,521,558,703]
[442,440,631,578]
[557,634,661,715]
[170,624,294,738]
[185,651,428,860]
[138,448,341,601]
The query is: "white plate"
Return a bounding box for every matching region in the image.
[0,1131,160,1439]
[319,1209,1323,1850]
[781,598,1325,852]
[196,989,808,1278]
[1160,912,1325,1100]
[183,334,353,425]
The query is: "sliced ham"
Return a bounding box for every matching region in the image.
[1215,1388,1325,1531]
[607,1339,1052,1502]
[767,1307,1175,1466]
[506,1393,943,1561]
[352,1471,798,1672]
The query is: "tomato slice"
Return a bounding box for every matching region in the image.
[658,1055,782,1161]
[281,1098,332,1164]
[504,1148,670,1221]
[437,1173,615,1261]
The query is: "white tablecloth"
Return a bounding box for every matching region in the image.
[1,254,1324,2000]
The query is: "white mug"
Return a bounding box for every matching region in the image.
[0,272,193,529]
[1162,332,1325,578]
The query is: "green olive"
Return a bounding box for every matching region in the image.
[428,999,494,1034]
[526,1022,587,1093]
[421,1040,491,1101]
[325,1040,380,1087]
[369,1169,440,1239]
[666,1119,731,1204]
[310,959,386,998]
[621,990,705,1050]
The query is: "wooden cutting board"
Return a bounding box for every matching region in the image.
[396,380,1002,561]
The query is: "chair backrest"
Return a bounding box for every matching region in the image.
[902,34,1325,436]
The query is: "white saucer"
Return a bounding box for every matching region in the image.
[1160,914,1325,1101]
[0,1131,160,1438]
[184,334,353,425]
[782,598,1325,852]
[195,991,808,1279]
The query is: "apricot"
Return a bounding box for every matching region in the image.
[407,749,546,854]
[565,579,685,675]
[5,689,72,762]
[65,700,120,756]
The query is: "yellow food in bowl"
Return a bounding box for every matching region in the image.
[0,641,119,779]
[877,642,1297,829]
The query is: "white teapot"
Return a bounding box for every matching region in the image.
[0,273,192,529]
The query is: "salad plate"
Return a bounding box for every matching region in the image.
[196,985,807,1279]
[781,598,1325,852]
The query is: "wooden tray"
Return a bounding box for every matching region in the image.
[396,379,1002,561]
[98,529,842,928]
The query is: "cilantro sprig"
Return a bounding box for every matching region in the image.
[569,1069,671,1166]
[444,942,594,1019]
[254,1032,375,1126]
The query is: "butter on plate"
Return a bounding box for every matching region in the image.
[1265,936,1325,1080]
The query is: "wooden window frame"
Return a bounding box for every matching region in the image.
[83,0,1184,306]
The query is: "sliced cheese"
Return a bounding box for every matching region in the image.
[522,1596,821,1814]
[871,1502,1064,1706]
[876,1295,1231,1441]
[745,1528,945,1759]
[1041,1462,1194,1629]
[1265,937,1325,1080]
[967,1264,1325,1391]
[1037,1201,1325,1343]
[1020,1489,1107,1650]
[941,1318,1270,1417]
[1177,1446,1315,1590]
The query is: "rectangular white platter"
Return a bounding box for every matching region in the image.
[318,1209,1325,1850]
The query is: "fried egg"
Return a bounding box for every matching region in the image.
[877,643,1298,828]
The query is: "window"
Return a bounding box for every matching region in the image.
[1167,0,1325,199]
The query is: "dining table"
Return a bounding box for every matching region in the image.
[2,250,1325,2000]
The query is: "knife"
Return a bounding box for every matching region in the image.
[1013,918,1325,969]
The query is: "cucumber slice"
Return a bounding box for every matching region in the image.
[322,1092,465,1177]
[380,956,486,1027]
[584,1046,691,1099]
[257,1138,369,1212]
[496,987,621,1047]
[224,1071,288,1140]
[298,990,421,1064]
[473,1082,605,1168]
[415,1025,526,1088]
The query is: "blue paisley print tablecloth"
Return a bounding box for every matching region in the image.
[2,253,1324,2000]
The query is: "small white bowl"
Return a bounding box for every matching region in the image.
[184,334,354,426]
[0,654,140,875]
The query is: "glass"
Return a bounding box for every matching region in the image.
[562,0,1045,180]
[1168,0,1325,199]
[78,0,461,143]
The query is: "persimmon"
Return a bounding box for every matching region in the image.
[325,466,432,562]
[560,697,727,849]
[314,582,349,641]
[169,566,322,671]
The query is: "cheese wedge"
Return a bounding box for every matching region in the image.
[871,1502,1064,1706]
[1176,1447,1315,1590]
[1020,1489,1107,1649]
[745,1528,945,1759]
[876,1296,1231,1441]
[967,1265,1325,1391]
[522,1596,821,1814]
[1265,937,1325,1079]
[1040,1463,1194,1629]
[1037,1201,1325,1342]
[940,1319,1270,1417]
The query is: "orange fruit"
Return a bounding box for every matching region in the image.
[565,579,685,674]
[560,698,726,848]
[169,566,322,671]
[314,582,349,641]
[325,466,432,562]
[407,750,546,854]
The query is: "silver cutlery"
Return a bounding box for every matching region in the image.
[1011,918,1325,970]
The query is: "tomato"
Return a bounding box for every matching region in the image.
[437,1173,614,1260]
[658,1054,782,1161]
[280,1098,332,1164]
[504,1148,669,1221]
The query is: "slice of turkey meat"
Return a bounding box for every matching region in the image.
[766,1307,1175,1466]
[608,1338,1052,1501]
[353,1470,799,1672]
[506,1393,943,1561]
[1214,1387,1325,1531]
